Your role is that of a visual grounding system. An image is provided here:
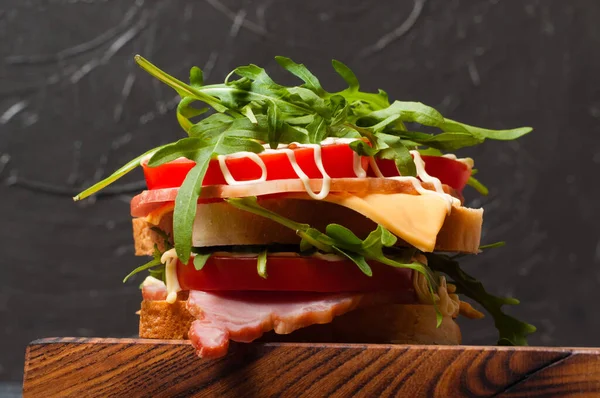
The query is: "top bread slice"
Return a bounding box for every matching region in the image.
[133,198,483,255]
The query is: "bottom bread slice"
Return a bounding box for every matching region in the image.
[139,300,461,345]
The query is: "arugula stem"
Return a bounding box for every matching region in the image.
[73,146,163,201]
[226,198,308,232]
[123,257,162,283]
[200,86,312,115]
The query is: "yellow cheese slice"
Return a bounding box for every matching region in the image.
[312,193,449,252]
[145,203,174,225]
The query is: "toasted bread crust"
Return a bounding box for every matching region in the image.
[133,200,483,255]
[139,300,461,345]
[139,299,195,339]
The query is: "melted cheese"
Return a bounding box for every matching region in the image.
[145,203,175,225]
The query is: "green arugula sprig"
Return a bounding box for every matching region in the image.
[123,226,173,283]
[226,196,442,326]
[466,169,489,195]
[123,244,163,283]
[425,252,536,346]
[74,55,532,262]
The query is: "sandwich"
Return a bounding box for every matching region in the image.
[74,55,536,358]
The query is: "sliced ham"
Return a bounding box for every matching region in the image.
[185,290,403,359]
[141,276,168,301]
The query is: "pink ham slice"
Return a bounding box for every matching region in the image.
[185,290,401,359]
[142,281,168,301]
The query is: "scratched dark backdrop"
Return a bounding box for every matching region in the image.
[0,0,599,384]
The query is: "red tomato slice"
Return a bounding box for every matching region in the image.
[177,255,417,297]
[368,156,471,192]
[143,143,369,190]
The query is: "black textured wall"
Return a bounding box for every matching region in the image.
[1,0,599,384]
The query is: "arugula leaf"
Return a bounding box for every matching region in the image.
[329,95,349,126]
[73,146,164,201]
[378,141,416,177]
[425,252,536,346]
[173,149,212,263]
[418,147,444,156]
[148,138,212,166]
[189,113,234,139]
[306,115,327,144]
[242,105,258,124]
[190,66,204,88]
[123,245,163,283]
[275,56,324,96]
[365,101,444,127]
[325,224,364,247]
[401,131,484,151]
[148,267,165,283]
[331,59,359,92]
[177,97,208,133]
[193,253,211,270]
[467,175,489,195]
[479,241,506,250]
[135,55,227,112]
[267,101,282,148]
[441,119,532,140]
[333,247,372,276]
[257,249,268,278]
[349,139,379,156]
[286,87,329,115]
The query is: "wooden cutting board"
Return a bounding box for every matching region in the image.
[22,338,600,397]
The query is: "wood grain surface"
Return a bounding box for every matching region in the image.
[22,338,600,397]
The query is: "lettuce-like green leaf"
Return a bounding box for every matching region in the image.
[425,252,536,346]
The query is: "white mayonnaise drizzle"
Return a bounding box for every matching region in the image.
[217,152,267,185]
[283,144,330,200]
[318,138,365,177]
[161,248,183,304]
[215,137,367,200]
[442,153,475,168]
[353,152,367,178]
[410,150,460,212]
[411,150,444,193]
[369,156,385,178]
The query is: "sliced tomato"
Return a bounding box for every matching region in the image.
[368,156,471,192]
[177,255,416,296]
[143,143,369,190]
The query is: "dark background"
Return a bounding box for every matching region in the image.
[1,0,599,385]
